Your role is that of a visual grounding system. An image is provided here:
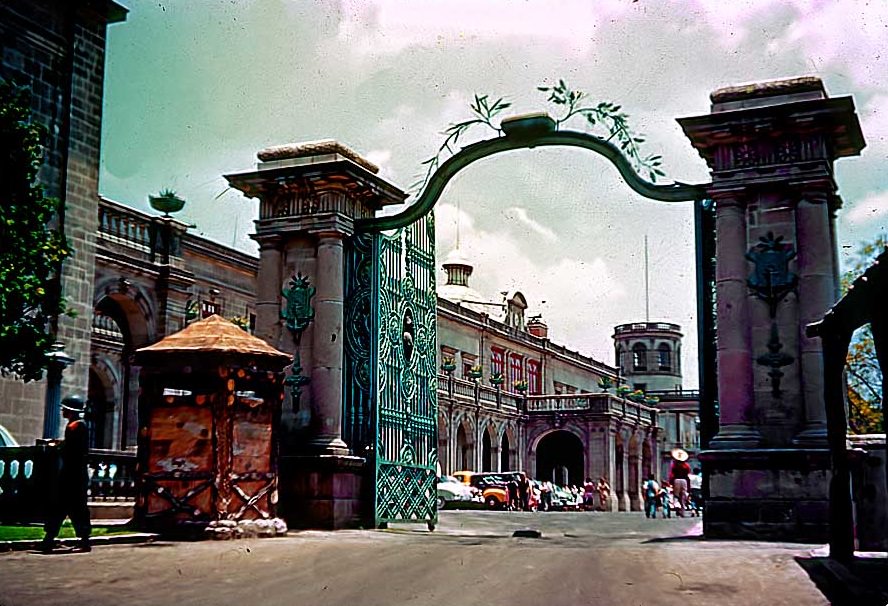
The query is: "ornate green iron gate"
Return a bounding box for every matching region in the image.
[369,216,438,529]
[348,114,712,530]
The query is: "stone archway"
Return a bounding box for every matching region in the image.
[500,430,511,472]
[615,434,626,511]
[454,419,475,472]
[481,425,495,472]
[87,357,119,449]
[92,287,154,450]
[437,411,449,475]
[535,430,584,486]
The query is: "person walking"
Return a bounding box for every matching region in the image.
[659,483,672,518]
[540,480,553,511]
[583,478,596,511]
[643,474,660,519]
[40,396,92,553]
[596,476,611,511]
[669,448,692,518]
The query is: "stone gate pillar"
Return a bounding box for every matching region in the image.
[680,77,865,540]
[225,140,406,529]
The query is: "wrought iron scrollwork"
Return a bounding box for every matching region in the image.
[747,232,797,397]
[281,273,315,403]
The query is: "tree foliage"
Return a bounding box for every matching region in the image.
[0,79,70,381]
[842,235,885,434]
[415,79,664,192]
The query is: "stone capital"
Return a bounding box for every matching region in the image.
[708,187,749,208]
[254,234,283,250]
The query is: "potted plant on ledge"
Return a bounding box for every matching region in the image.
[490,372,505,387]
[441,356,457,374]
[468,365,483,381]
[616,385,632,399]
[149,188,186,216]
[597,376,613,392]
[514,379,528,394]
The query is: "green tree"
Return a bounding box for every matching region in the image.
[842,235,885,434]
[0,79,70,381]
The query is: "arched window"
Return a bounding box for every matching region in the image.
[632,343,647,371]
[658,343,672,371]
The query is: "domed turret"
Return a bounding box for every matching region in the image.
[439,249,490,313]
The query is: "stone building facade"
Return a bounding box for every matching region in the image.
[0,0,127,442]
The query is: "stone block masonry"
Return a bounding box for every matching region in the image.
[0,1,126,442]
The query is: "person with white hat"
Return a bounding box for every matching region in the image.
[668,448,691,518]
[39,395,91,553]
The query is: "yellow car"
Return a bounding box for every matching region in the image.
[452,471,513,510]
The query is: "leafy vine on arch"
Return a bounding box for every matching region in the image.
[413,78,665,194]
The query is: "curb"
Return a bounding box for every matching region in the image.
[0,532,158,553]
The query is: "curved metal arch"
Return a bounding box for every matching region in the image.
[357,129,708,233]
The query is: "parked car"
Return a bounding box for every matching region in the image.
[436,475,482,509]
[0,424,18,447]
[453,471,539,511]
[453,471,509,509]
[550,485,579,511]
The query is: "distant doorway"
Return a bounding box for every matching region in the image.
[481,429,493,471]
[535,430,584,486]
[500,432,511,471]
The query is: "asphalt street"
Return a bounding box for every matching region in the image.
[0,511,829,606]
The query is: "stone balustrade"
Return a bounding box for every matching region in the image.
[98,199,152,252]
[0,446,137,524]
[87,449,137,502]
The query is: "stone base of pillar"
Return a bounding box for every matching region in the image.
[605,493,619,512]
[630,493,644,512]
[306,437,351,457]
[278,454,368,530]
[708,424,764,449]
[618,492,631,512]
[792,424,829,448]
[699,448,830,542]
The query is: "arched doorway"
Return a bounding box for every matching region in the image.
[500,431,511,471]
[89,288,153,450]
[481,427,493,471]
[87,367,115,449]
[615,439,625,509]
[535,430,584,486]
[455,421,474,471]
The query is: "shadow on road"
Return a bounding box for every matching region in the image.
[796,556,888,605]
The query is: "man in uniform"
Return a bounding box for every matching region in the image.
[40,395,92,553]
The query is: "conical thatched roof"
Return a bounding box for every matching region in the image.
[136,315,289,361]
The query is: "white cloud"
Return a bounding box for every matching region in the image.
[846,191,888,225]
[503,207,557,241]
[435,202,627,363]
[335,0,631,57]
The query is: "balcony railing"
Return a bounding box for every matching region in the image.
[524,393,658,424]
[0,446,137,524]
[87,449,138,502]
[437,374,522,411]
[98,201,152,252]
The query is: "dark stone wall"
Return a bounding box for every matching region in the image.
[0,0,125,443]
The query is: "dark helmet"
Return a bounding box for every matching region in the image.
[61,395,86,413]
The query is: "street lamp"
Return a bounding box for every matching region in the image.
[43,342,75,439]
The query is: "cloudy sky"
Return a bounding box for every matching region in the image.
[100,1,888,387]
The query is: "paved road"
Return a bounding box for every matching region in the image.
[0,511,828,606]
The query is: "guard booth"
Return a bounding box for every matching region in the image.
[134,315,290,536]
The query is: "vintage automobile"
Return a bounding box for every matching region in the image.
[453,471,538,511]
[550,485,580,511]
[436,475,482,509]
